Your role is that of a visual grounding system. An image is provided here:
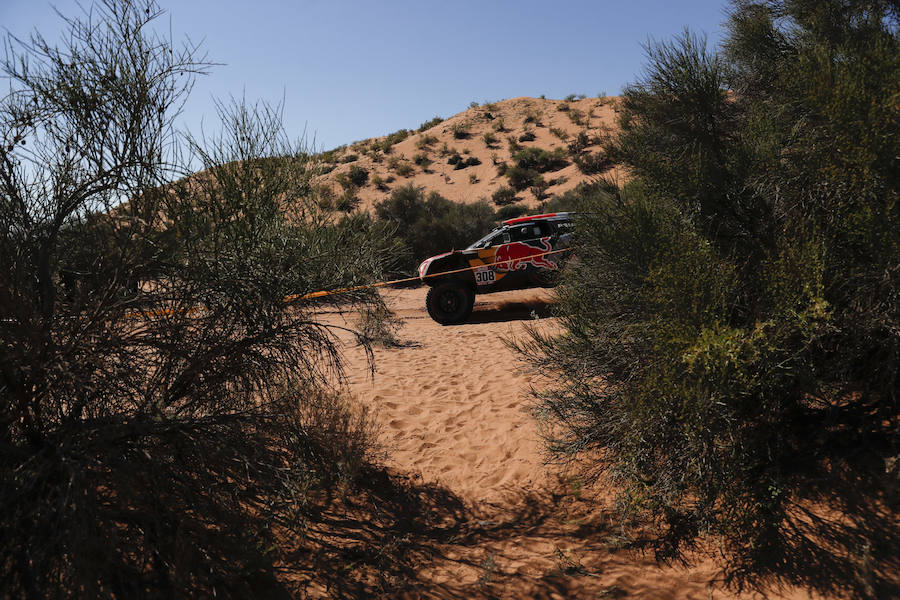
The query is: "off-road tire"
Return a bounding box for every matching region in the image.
[426,280,475,325]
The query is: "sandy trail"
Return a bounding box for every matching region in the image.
[316,287,812,599]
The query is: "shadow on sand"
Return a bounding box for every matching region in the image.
[459,297,557,325]
[275,463,900,599]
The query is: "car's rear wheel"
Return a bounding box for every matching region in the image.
[426,280,475,325]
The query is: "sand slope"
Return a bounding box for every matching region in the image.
[313,96,627,214]
[312,287,814,599]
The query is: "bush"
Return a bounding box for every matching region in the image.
[505,165,540,191]
[394,161,414,177]
[482,131,498,147]
[371,173,388,191]
[523,108,543,125]
[495,203,528,221]
[334,171,354,191]
[389,156,414,177]
[522,10,900,597]
[347,164,369,186]
[319,146,345,163]
[0,3,394,596]
[451,156,481,170]
[565,108,586,126]
[416,134,438,149]
[491,186,518,206]
[341,152,359,163]
[529,175,549,201]
[567,130,594,154]
[450,121,470,139]
[336,190,361,211]
[550,126,569,140]
[518,130,536,142]
[512,147,568,172]
[573,151,611,175]
[413,152,432,168]
[356,302,407,348]
[417,116,443,132]
[379,128,409,153]
[374,185,496,273]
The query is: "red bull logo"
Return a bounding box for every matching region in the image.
[493,238,557,272]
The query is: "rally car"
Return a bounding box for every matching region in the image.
[417,212,574,324]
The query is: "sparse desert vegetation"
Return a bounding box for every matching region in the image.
[3,0,896,598]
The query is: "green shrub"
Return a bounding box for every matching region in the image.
[550,127,569,140]
[495,203,528,221]
[573,151,611,175]
[512,147,568,172]
[491,186,518,206]
[567,130,593,154]
[374,185,497,273]
[413,152,432,168]
[537,183,601,212]
[319,146,345,163]
[417,116,443,132]
[522,11,900,597]
[0,5,396,595]
[416,134,438,149]
[450,121,470,139]
[394,161,414,177]
[334,172,354,191]
[566,108,586,126]
[371,174,388,191]
[347,164,369,186]
[336,190,361,212]
[356,302,407,348]
[482,131,498,147]
[518,130,536,142]
[504,165,539,191]
[529,175,549,201]
[523,108,543,125]
[379,129,409,153]
[451,155,481,170]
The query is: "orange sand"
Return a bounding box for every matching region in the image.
[311,287,816,599]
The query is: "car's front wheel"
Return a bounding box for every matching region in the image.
[426,280,475,325]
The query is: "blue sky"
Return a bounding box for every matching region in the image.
[2,0,732,151]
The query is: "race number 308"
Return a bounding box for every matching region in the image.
[475,269,496,285]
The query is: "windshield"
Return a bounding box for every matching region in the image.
[466,227,504,250]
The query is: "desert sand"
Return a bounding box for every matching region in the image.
[312,96,628,214]
[308,287,814,599]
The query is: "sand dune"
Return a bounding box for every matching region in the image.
[313,96,627,214]
[312,287,815,599]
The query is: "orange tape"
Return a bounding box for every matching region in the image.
[294,247,572,300]
[123,248,573,318]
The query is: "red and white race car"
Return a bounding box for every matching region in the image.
[417,213,574,324]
